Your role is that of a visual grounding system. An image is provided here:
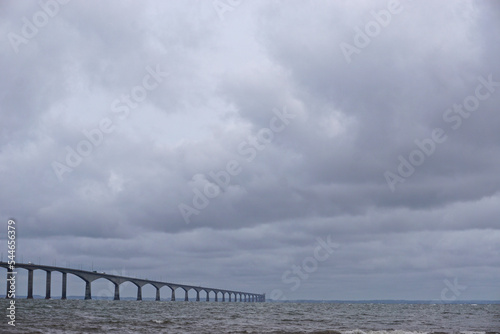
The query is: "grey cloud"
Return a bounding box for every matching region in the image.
[1,0,499,300]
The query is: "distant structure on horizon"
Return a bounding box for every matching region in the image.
[1,261,265,302]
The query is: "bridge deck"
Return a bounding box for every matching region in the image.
[0,261,264,302]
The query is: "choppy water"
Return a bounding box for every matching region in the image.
[1,300,499,333]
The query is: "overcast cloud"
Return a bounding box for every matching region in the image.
[1,0,499,301]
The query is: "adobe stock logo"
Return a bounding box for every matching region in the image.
[384,74,499,192]
[340,0,404,64]
[270,235,339,301]
[51,65,168,182]
[440,278,466,302]
[212,0,243,21]
[178,106,295,224]
[7,0,72,54]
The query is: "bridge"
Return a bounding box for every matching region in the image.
[0,262,265,302]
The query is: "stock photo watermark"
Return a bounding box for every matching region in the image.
[7,0,72,54]
[51,64,168,182]
[178,106,295,224]
[384,74,500,192]
[212,0,243,21]
[5,219,17,327]
[340,0,403,64]
[270,235,339,301]
[440,277,466,302]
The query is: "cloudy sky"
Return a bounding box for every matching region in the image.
[1,0,499,301]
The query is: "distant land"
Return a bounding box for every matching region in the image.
[268,299,500,304]
[2,295,499,304]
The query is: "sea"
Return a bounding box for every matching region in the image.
[1,299,499,333]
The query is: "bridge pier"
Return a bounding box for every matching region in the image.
[45,271,51,299]
[229,293,231,302]
[222,292,225,302]
[85,281,92,300]
[155,287,160,301]
[61,272,67,300]
[137,286,142,301]
[196,290,200,301]
[215,292,218,302]
[27,269,34,299]
[171,288,175,301]
[184,289,188,301]
[114,283,120,300]
[239,294,242,302]
[206,291,209,302]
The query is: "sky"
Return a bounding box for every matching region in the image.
[1,0,499,301]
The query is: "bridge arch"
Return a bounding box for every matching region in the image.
[127,280,149,301]
[180,286,193,301]
[137,282,158,301]
[203,289,212,301]
[89,276,122,300]
[193,287,202,301]
[165,284,180,301]
[214,290,220,302]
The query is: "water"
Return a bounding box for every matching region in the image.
[1,300,499,333]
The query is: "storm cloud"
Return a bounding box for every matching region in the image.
[1,0,499,300]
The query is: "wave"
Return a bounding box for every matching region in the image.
[266,331,491,334]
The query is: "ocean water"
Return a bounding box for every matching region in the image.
[1,299,499,334]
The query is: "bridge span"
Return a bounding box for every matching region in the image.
[0,262,264,302]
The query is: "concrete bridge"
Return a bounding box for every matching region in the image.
[0,262,265,302]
